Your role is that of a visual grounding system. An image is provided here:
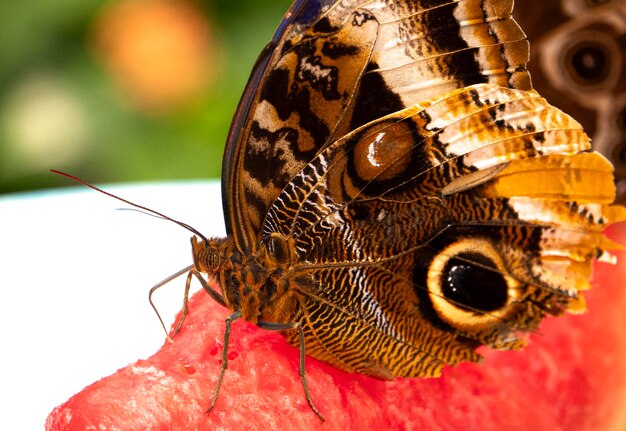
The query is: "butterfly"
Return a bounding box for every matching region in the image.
[87,0,626,422]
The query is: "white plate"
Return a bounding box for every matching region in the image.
[0,181,224,430]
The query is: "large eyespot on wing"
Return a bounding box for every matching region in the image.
[425,238,519,332]
[263,83,624,376]
[222,0,532,253]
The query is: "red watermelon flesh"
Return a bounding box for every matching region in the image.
[46,226,626,430]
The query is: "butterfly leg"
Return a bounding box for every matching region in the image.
[174,269,228,336]
[148,264,195,342]
[208,310,242,413]
[191,269,227,307]
[257,320,325,422]
[171,271,193,336]
[151,267,228,341]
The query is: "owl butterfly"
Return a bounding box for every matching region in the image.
[113,0,626,422]
[513,0,626,203]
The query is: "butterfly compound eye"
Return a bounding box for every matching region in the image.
[427,238,522,332]
[207,248,221,270]
[190,236,222,273]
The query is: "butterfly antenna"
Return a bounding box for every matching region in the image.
[51,169,207,242]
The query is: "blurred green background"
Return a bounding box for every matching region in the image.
[3,0,626,202]
[0,0,291,194]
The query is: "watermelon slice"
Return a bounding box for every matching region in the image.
[46,226,626,430]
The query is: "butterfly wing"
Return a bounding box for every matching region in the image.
[261,84,626,378]
[222,0,531,252]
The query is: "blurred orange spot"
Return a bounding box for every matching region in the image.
[92,0,219,113]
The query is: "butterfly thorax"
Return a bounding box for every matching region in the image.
[191,235,298,324]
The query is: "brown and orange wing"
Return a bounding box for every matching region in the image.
[261,84,625,378]
[222,0,531,253]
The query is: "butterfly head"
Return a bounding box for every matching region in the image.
[191,236,235,275]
